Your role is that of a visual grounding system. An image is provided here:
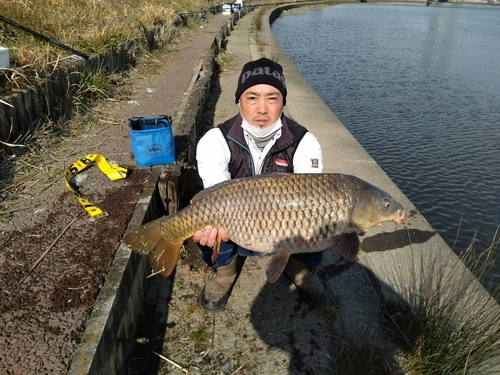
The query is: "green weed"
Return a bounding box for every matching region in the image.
[69,68,111,114]
[329,335,394,375]
[187,326,210,352]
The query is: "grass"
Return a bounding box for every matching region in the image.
[250,5,270,56]
[69,67,112,115]
[0,110,115,221]
[381,232,500,374]
[0,0,212,70]
[186,325,210,352]
[0,1,212,219]
[0,63,121,220]
[329,335,394,375]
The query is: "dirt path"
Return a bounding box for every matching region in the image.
[0,13,230,375]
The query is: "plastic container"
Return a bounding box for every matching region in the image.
[0,47,9,68]
[129,115,175,167]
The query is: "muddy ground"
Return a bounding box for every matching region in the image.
[0,166,149,374]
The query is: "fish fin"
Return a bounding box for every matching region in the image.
[124,218,181,277]
[150,237,182,277]
[211,235,222,263]
[266,252,291,283]
[124,218,164,254]
[333,232,360,261]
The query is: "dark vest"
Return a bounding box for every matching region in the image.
[218,114,308,179]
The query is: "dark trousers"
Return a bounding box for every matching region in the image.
[199,240,324,268]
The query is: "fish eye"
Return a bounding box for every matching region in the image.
[384,199,391,208]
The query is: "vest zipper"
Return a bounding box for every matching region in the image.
[227,136,256,176]
[262,157,270,173]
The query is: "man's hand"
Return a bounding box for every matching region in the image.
[193,226,230,248]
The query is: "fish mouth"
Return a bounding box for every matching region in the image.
[393,209,407,227]
[355,229,366,236]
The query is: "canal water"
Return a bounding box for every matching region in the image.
[272,3,500,284]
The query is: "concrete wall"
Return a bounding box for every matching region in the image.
[67,168,167,375]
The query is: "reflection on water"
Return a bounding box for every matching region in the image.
[272,4,500,283]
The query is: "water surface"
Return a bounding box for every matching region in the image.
[272,3,500,282]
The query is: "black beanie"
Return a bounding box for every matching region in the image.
[235,58,287,105]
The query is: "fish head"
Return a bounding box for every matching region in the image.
[351,184,407,233]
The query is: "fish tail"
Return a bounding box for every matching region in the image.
[124,217,184,277]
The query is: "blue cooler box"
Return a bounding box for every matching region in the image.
[129,115,175,167]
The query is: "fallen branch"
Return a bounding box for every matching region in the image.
[147,267,165,278]
[19,215,77,284]
[0,99,14,108]
[231,365,245,375]
[152,351,189,374]
[0,231,14,248]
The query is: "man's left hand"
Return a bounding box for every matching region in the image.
[193,226,230,248]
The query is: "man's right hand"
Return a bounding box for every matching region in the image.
[193,226,230,248]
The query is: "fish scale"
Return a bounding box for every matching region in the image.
[203,175,337,252]
[124,173,406,281]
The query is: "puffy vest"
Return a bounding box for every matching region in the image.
[218,114,308,179]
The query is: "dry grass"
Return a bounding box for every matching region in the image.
[0,108,116,221]
[381,231,500,374]
[250,5,270,56]
[329,335,394,375]
[0,2,211,219]
[0,0,212,70]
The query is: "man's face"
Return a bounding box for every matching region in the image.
[238,84,284,129]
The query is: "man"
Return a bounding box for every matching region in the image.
[194,58,325,312]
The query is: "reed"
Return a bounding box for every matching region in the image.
[381,231,500,374]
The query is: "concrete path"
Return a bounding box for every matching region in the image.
[108,13,231,122]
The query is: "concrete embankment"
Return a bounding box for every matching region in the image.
[70,4,499,374]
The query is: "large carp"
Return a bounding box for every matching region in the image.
[124,173,406,282]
